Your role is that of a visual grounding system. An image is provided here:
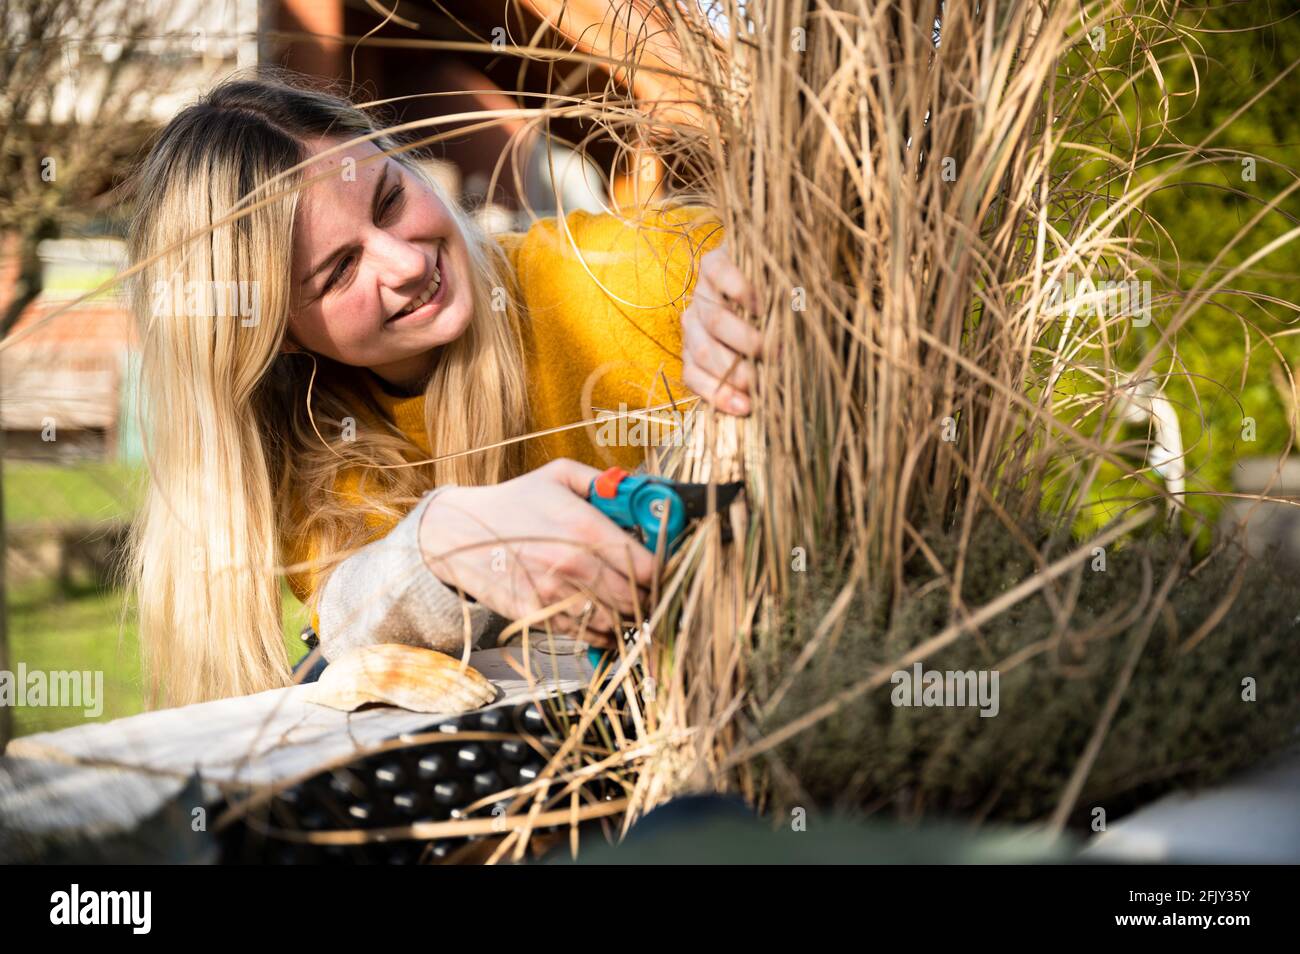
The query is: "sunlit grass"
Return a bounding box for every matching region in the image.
[6,576,310,737]
[4,461,142,526]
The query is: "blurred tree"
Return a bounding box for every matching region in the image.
[0,0,178,335]
[1140,4,1300,512]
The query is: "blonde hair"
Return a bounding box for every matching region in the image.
[124,74,528,706]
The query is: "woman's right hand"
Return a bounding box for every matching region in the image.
[417,459,656,646]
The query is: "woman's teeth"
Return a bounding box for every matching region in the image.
[393,266,442,319]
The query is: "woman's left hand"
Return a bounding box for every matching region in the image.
[682,242,764,416]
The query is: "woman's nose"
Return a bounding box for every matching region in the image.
[370,230,430,291]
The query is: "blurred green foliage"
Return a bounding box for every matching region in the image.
[5,462,310,735]
[1045,5,1300,541]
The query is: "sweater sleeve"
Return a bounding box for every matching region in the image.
[281,462,399,636]
[313,487,499,661]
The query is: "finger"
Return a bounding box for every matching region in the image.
[704,245,759,313]
[543,465,660,587]
[498,587,587,641]
[543,457,604,499]
[702,305,764,360]
[579,628,617,650]
[541,584,623,638]
[539,530,651,613]
[581,525,657,590]
[547,551,644,620]
[684,319,756,393]
[546,608,617,640]
[683,362,751,415]
[587,558,650,617]
[574,591,628,638]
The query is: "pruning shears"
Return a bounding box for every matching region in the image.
[583,466,745,669]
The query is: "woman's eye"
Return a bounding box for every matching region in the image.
[323,254,355,293]
[379,185,405,221]
[317,183,403,297]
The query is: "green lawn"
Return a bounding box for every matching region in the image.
[4,461,317,737]
[6,576,310,738]
[5,461,142,526]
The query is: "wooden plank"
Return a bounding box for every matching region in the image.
[6,645,594,787]
[0,758,218,862]
[0,757,189,837]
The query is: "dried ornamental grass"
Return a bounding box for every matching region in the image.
[564,0,1300,836]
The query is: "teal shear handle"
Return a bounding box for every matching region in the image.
[583,466,744,670]
[588,467,690,555]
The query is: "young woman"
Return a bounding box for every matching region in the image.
[125,75,763,706]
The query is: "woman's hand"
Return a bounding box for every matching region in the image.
[682,241,764,415]
[417,459,656,647]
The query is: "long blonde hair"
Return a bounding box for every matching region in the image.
[124,74,528,706]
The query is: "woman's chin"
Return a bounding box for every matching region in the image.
[427,299,475,347]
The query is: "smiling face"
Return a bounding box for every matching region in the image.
[287,137,475,391]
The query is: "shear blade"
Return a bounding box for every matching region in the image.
[668,480,745,520]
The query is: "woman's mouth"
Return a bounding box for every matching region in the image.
[386,247,447,325]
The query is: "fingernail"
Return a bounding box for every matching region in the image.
[730,395,749,413]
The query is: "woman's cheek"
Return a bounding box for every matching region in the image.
[291,308,355,364]
[330,292,381,356]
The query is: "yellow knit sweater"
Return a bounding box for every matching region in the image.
[284,203,725,631]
